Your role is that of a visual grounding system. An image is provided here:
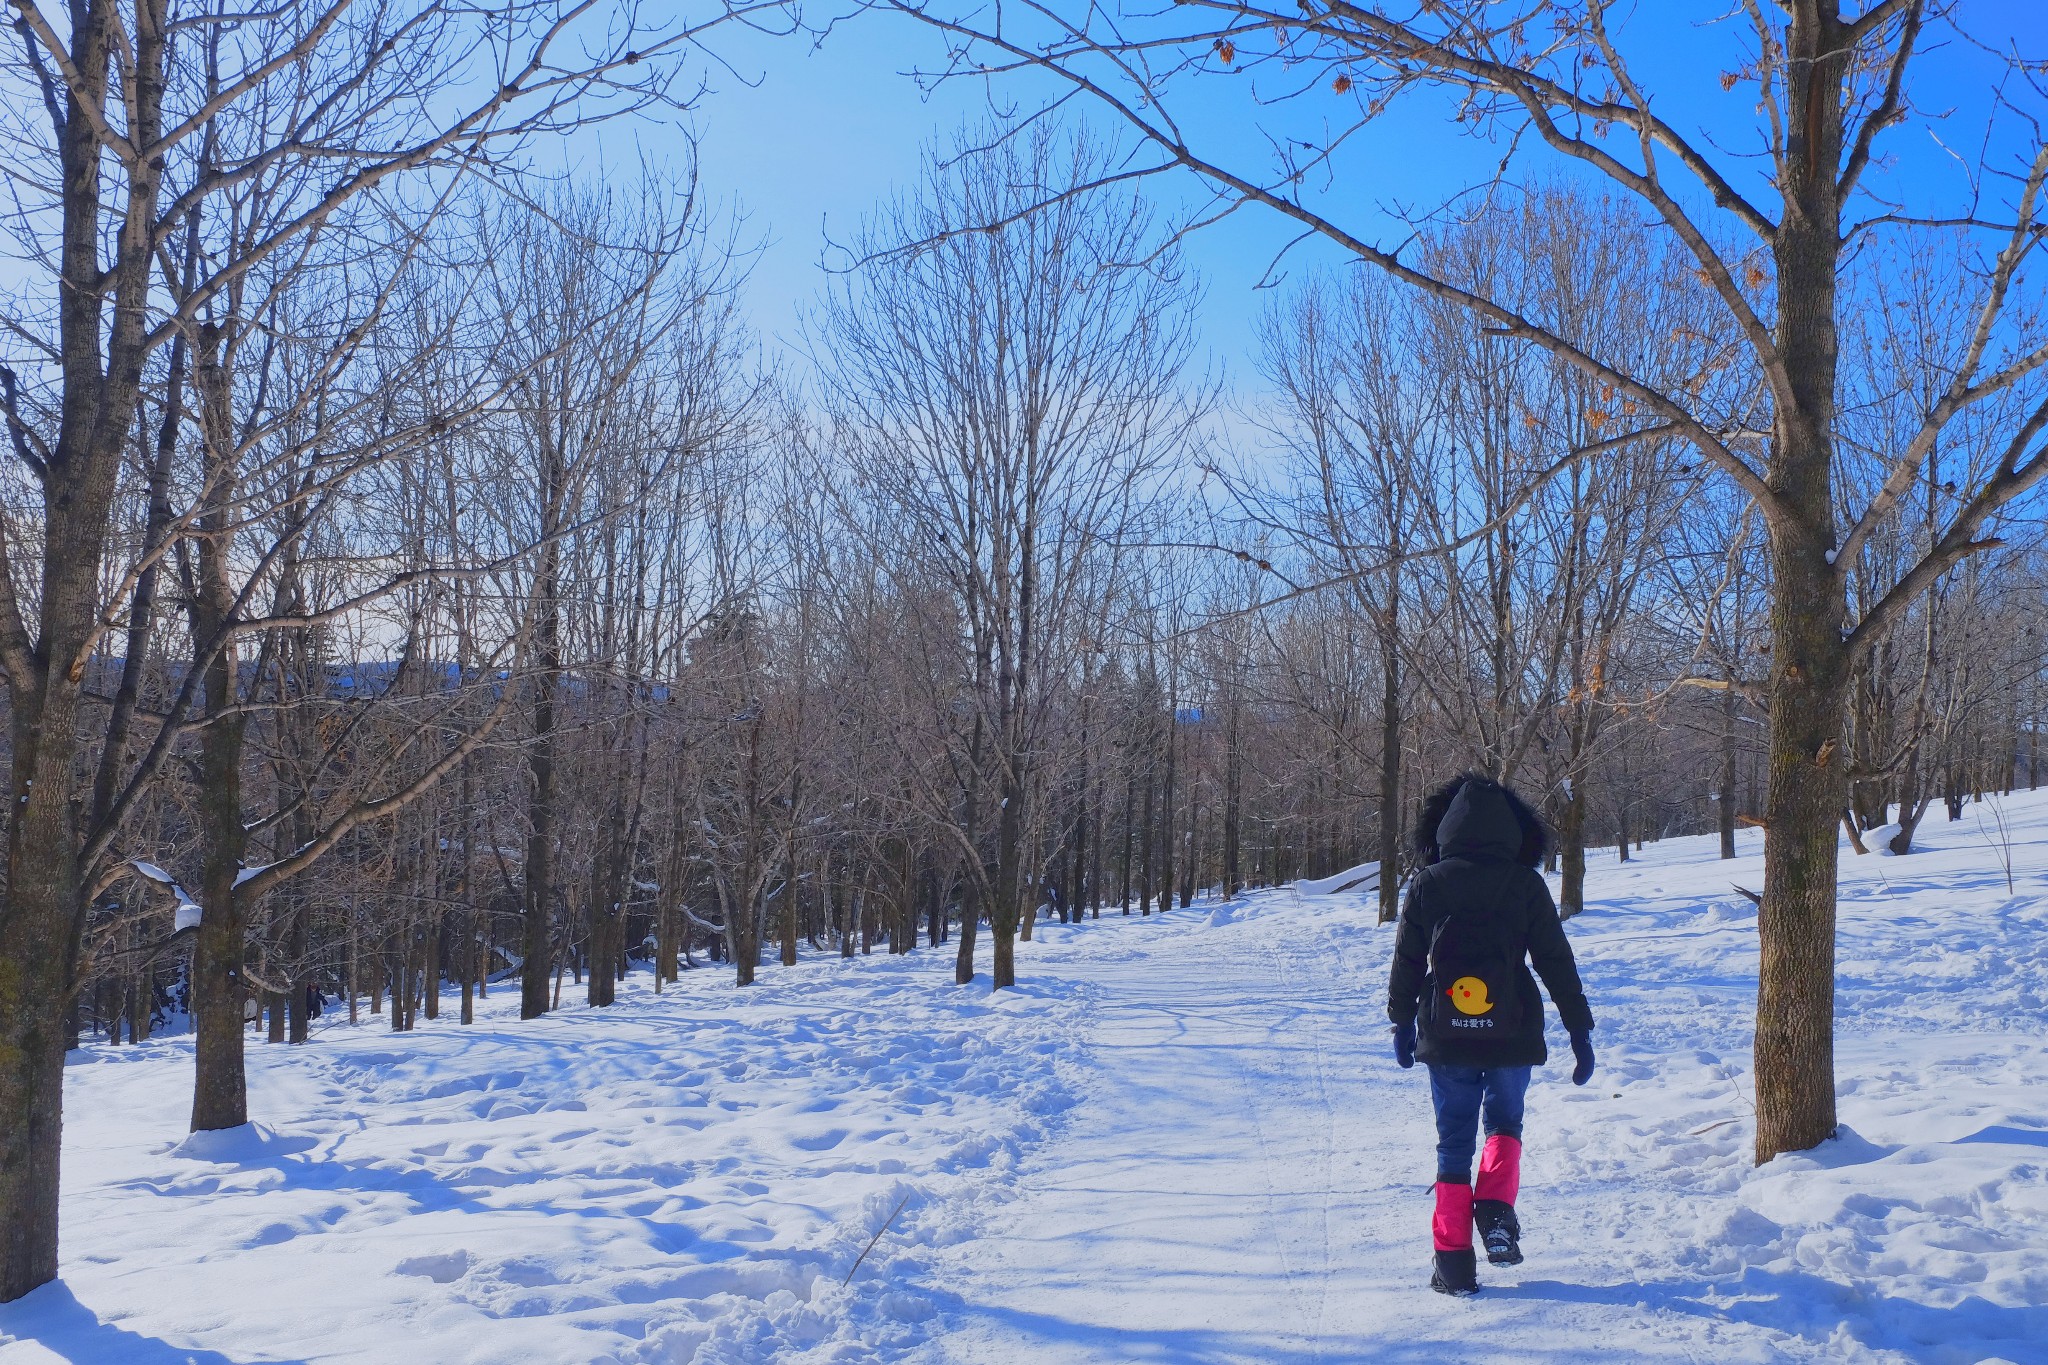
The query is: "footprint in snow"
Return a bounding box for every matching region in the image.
[790,1129,849,1152]
[395,1249,472,1283]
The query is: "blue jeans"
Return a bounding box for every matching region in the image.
[1428,1063,1531,1183]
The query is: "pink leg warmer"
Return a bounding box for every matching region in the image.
[1432,1181,1474,1251]
[1475,1135,1522,1206]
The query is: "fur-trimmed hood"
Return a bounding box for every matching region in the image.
[1412,774,1548,869]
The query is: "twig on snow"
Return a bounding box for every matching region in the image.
[842,1194,911,1288]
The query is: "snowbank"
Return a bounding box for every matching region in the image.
[1295,860,1379,895]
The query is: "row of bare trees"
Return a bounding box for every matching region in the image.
[0,0,782,1298]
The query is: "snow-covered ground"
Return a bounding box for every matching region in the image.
[4,791,2047,1363]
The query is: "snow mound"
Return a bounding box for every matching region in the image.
[169,1121,317,1163]
[1295,861,1378,895]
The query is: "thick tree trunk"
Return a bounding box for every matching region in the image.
[991,916,1016,991]
[0,3,167,1289]
[189,713,249,1130]
[0,738,75,1297]
[1753,24,1850,1161]
[1753,614,1849,1163]
[190,325,252,1132]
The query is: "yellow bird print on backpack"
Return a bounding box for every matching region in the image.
[1448,976,1494,1015]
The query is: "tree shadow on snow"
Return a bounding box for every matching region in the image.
[0,1281,307,1364]
[1496,1271,2048,1359]
[1958,1124,2048,1148]
[954,1301,1712,1364]
[121,1138,728,1263]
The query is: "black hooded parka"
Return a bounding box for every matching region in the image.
[1387,778,1594,1068]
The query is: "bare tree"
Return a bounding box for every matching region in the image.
[1258,269,1439,921]
[819,126,1199,987]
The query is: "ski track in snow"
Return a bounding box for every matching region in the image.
[6,796,2048,1363]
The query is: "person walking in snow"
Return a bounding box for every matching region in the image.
[1386,774,1596,1296]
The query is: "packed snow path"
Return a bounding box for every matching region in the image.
[915,898,1385,1362]
[913,889,2036,1365]
[5,797,2048,1363]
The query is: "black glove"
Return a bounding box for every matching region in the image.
[1569,1029,1595,1086]
[1392,1020,1416,1069]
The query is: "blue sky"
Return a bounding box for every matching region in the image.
[599,2,2044,385]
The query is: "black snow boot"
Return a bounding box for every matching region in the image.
[1429,1248,1479,1296]
[1473,1199,1522,1266]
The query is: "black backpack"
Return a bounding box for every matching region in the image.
[1420,869,1524,1044]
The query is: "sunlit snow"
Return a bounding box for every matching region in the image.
[6,792,2047,1363]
